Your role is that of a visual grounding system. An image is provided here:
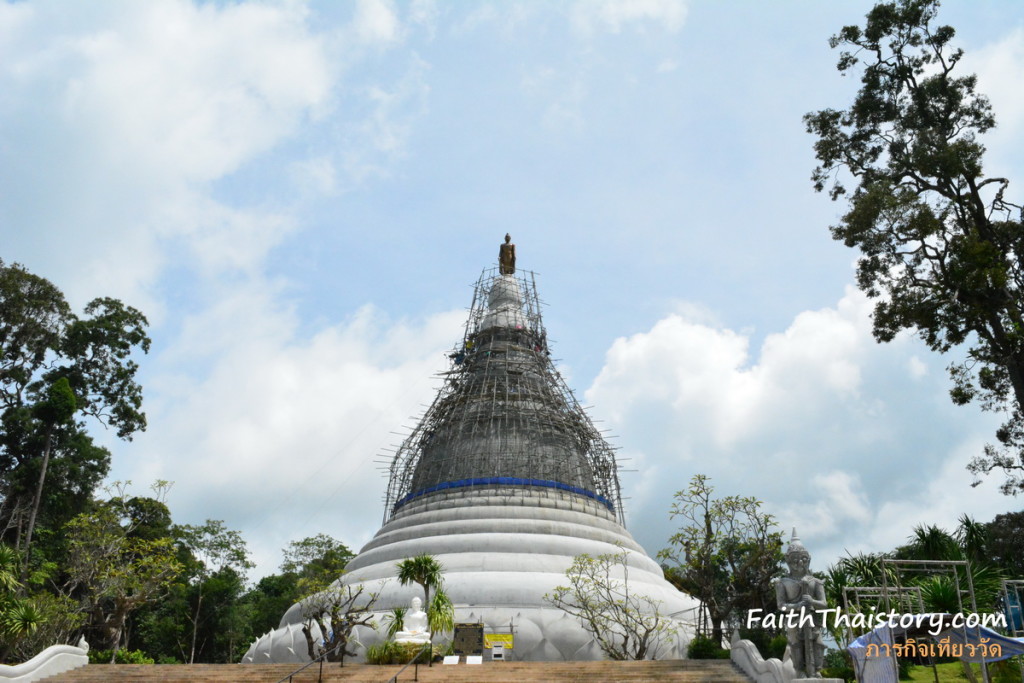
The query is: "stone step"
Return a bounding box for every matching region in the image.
[52,660,751,683]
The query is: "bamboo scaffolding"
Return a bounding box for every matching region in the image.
[382,269,623,524]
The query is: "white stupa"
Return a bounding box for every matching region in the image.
[244,252,700,662]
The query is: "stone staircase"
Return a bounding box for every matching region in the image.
[53,659,752,682]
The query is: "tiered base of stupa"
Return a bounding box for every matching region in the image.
[243,485,700,662]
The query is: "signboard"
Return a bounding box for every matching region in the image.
[453,623,483,655]
[484,633,514,649]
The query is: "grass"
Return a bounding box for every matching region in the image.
[903,659,1023,683]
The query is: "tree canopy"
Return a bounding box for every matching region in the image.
[281,533,353,593]
[804,0,1024,493]
[60,485,182,661]
[0,259,151,558]
[396,554,443,613]
[174,520,253,664]
[659,474,782,646]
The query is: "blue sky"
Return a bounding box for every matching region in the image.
[2,0,1022,580]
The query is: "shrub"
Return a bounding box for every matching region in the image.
[365,640,431,665]
[821,648,854,682]
[736,629,786,660]
[991,657,1024,683]
[365,641,401,665]
[687,634,729,659]
[87,649,155,664]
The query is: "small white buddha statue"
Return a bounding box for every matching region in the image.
[394,596,430,643]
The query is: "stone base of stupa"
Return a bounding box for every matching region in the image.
[243,486,700,663]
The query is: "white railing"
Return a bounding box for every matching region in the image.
[0,638,89,682]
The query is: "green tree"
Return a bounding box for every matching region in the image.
[822,552,898,646]
[281,534,353,592]
[22,377,77,574]
[298,582,379,666]
[547,545,677,660]
[7,591,82,664]
[174,520,253,663]
[239,535,355,648]
[60,483,181,661]
[827,515,1007,644]
[986,510,1024,577]
[658,474,783,646]
[893,518,992,568]
[185,566,249,663]
[0,259,150,560]
[804,0,1024,494]
[242,573,298,643]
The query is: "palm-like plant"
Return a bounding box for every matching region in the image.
[904,524,961,562]
[1,602,42,641]
[383,607,407,640]
[919,563,1003,613]
[428,588,455,637]
[959,564,1004,612]
[824,564,851,609]
[955,514,988,564]
[396,555,444,614]
[919,575,961,613]
[836,552,897,588]
[0,547,18,594]
[0,544,41,659]
[826,552,909,630]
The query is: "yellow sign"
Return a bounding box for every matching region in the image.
[484,634,514,648]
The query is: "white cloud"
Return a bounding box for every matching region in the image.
[586,286,1005,569]
[59,1,329,184]
[288,156,339,196]
[657,58,679,73]
[354,0,402,46]
[455,4,501,34]
[970,27,1024,141]
[0,0,335,305]
[591,286,872,451]
[668,300,722,327]
[455,3,534,37]
[571,0,688,35]
[866,438,1012,552]
[337,54,431,185]
[776,470,873,541]
[364,59,430,154]
[965,27,1024,190]
[0,1,438,579]
[409,0,440,39]
[541,79,587,133]
[520,64,589,133]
